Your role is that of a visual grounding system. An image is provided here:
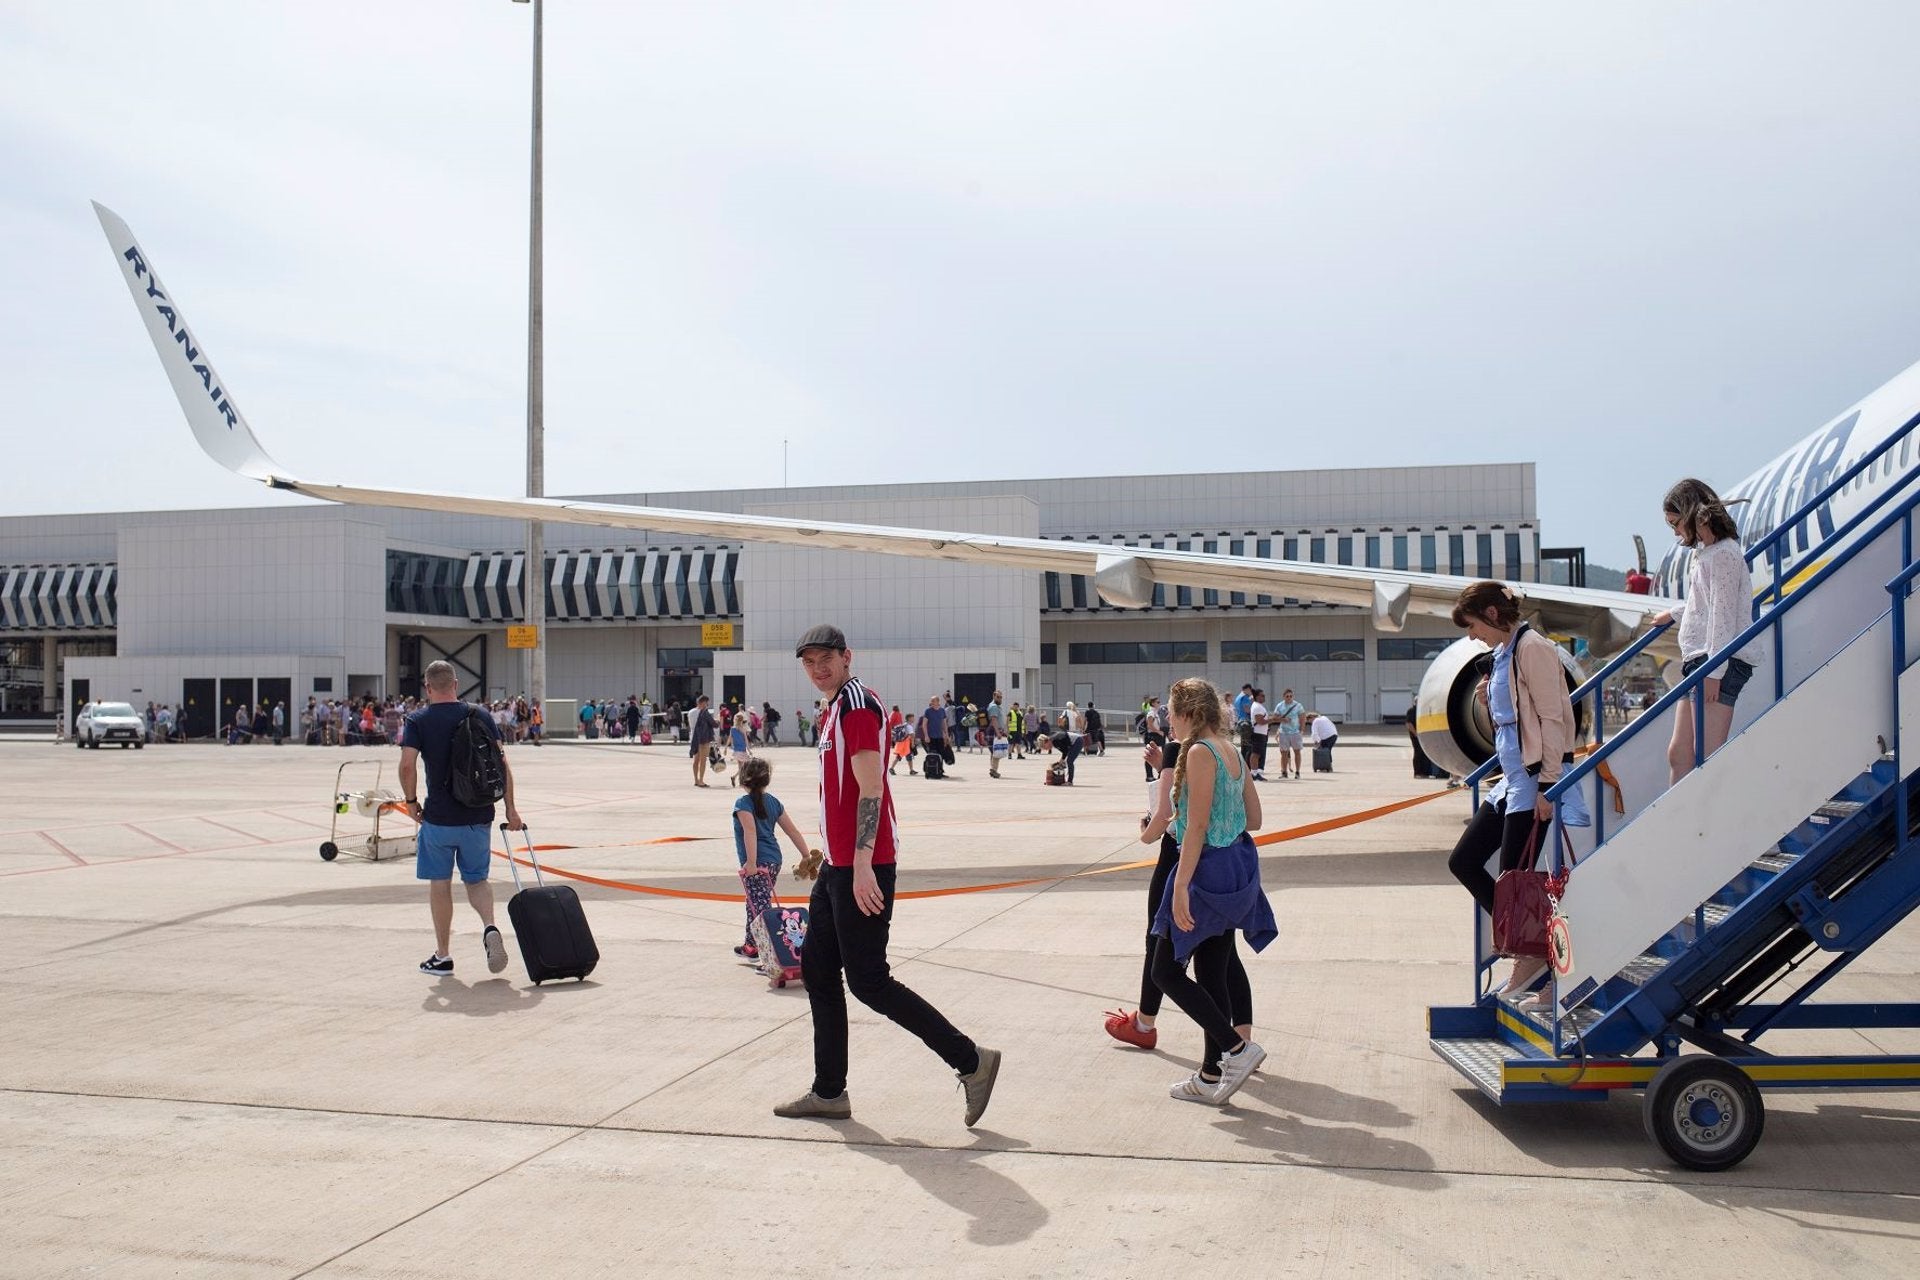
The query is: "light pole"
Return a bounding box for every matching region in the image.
[513,0,545,713]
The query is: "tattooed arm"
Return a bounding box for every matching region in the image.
[856,796,882,853]
[849,742,887,915]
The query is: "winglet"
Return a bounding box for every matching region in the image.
[92,201,287,483]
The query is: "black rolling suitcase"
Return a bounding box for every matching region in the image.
[1313,744,1333,773]
[501,824,599,983]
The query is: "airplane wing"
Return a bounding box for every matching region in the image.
[94,201,1671,655]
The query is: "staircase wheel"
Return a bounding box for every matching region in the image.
[1642,1056,1765,1172]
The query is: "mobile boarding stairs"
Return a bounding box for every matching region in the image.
[1430,424,1920,1171]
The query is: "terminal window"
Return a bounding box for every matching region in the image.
[1065,641,1206,665]
[1377,637,1453,661]
[1222,638,1362,662]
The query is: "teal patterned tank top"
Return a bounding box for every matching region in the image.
[1171,739,1246,848]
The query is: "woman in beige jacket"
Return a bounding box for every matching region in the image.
[1445,580,1577,1001]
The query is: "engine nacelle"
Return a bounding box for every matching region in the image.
[1414,636,1590,780]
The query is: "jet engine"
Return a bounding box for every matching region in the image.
[1413,636,1590,780]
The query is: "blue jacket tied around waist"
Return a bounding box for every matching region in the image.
[1152,831,1278,962]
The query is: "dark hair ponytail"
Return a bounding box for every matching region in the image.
[737,756,772,818]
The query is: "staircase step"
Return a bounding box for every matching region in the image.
[1751,849,1800,875]
[1812,799,1866,823]
[1619,951,1672,987]
[1431,1035,1518,1100]
[1686,901,1733,931]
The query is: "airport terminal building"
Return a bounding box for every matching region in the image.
[0,464,1539,735]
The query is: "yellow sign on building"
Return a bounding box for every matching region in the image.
[506,626,538,650]
[701,622,737,648]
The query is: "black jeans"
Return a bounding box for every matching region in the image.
[803,864,979,1098]
[1061,735,1082,784]
[1140,834,1251,1025]
[1447,796,1549,917]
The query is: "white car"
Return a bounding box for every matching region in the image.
[76,701,146,749]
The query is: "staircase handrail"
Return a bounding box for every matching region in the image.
[1464,407,1918,808]
[1547,479,1920,840]
[1746,410,1920,607]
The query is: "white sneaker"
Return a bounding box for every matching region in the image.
[1169,1072,1224,1104]
[1211,1040,1266,1103]
[483,925,508,975]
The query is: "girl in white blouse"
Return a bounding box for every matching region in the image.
[1651,478,1758,784]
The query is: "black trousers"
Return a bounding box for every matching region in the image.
[1447,797,1549,917]
[1061,735,1082,783]
[1139,834,1251,1024]
[803,864,978,1098]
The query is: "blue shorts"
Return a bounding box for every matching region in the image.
[416,822,493,883]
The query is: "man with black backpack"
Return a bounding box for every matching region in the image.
[400,660,524,977]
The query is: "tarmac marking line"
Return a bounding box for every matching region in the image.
[281,1005,821,1279]
[35,831,87,866]
[123,824,191,853]
[8,1085,1915,1203]
[196,817,276,842]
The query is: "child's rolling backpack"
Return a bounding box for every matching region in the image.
[639,727,652,745]
[924,752,946,780]
[1045,761,1067,786]
[750,906,808,988]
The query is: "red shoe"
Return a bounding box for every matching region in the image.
[1103,1008,1158,1049]
[733,943,759,959]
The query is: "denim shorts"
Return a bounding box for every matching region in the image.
[1682,655,1755,707]
[416,822,493,883]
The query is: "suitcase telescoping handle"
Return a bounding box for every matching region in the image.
[500,823,543,892]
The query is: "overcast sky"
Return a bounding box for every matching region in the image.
[7,2,1920,565]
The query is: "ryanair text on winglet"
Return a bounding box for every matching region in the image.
[120,244,239,431]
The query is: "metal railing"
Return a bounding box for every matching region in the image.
[1546,477,1920,854]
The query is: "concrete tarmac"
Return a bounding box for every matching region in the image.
[3,730,1917,1278]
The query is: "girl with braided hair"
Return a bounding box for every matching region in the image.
[1143,677,1277,1105]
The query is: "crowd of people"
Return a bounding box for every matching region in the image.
[109,474,1760,1134]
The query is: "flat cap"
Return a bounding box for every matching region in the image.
[795,623,848,656]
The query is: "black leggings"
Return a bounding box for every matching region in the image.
[1139,834,1251,1023]
[1447,797,1549,916]
[1150,934,1243,1077]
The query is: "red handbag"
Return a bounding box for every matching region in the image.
[1492,822,1577,959]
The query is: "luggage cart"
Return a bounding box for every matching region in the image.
[320,759,418,862]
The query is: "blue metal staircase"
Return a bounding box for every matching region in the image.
[1429,414,1920,1169]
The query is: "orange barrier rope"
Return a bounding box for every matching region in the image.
[493,785,1457,905]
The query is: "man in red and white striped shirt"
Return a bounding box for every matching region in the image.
[773,624,1001,1127]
